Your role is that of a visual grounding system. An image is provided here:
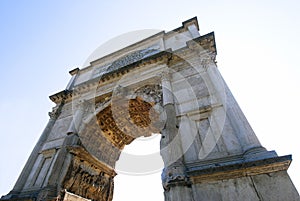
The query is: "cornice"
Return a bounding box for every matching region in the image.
[69,68,80,75]
[49,90,72,105]
[187,155,292,183]
[49,32,216,104]
[170,16,199,34]
[186,32,216,54]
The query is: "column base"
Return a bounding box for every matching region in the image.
[243,146,277,161]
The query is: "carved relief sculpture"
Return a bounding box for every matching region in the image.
[1,17,299,201]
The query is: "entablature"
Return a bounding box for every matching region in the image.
[49,32,216,105]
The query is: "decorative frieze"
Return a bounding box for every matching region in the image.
[106,46,160,74]
[62,156,114,201]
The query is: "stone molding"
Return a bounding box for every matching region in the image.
[66,146,115,176]
[161,162,191,191]
[49,32,216,105]
[187,155,292,183]
[4,17,298,201]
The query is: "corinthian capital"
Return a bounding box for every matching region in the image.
[48,102,64,119]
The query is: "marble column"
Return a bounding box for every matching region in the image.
[204,60,275,158]
[160,69,193,201]
[47,100,87,188]
[10,102,64,195]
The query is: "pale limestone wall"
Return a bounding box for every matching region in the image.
[44,102,73,145]
[171,61,244,163]
[192,171,300,201]
[23,149,58,189]
[47,116,72,141]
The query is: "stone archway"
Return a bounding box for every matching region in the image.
[60,84,164,201]
[2,17,298,201]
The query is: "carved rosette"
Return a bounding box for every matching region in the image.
[92,84,163,148]
[96,105,135,148]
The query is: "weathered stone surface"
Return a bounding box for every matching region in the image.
[62,156,114,201]
[192,176,261,201]
[2,17,299,201]
[47,116,73,141]
[252,171,300,201]
[192,171,300,201]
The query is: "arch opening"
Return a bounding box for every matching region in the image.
[62,83,165,201]
[113,134,164,201]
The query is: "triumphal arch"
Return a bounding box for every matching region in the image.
[1,17,299,201]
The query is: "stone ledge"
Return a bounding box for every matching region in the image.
[49,90,72,104]
[188,155,292,183]
[67,145,116,176]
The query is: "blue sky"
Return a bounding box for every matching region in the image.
[0,1,299,200]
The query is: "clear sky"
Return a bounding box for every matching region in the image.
[0,1,299,200]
